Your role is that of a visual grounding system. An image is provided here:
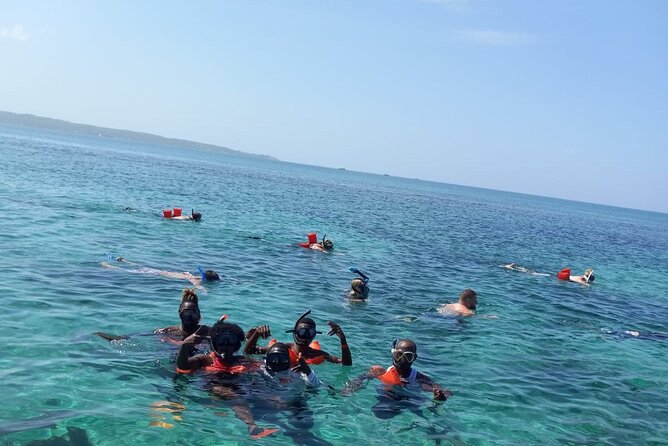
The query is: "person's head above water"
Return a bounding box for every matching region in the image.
[459,289,477,310]
[391,338,418,371]
[350,278,369,298]
[286,310,322,346]
[178,288,201,327]
[191,210,202,222]
[209,320,245,357]
[322,239,334,250]
[196,266,220,282]
[265,342,292,373]
[583,269,595,283]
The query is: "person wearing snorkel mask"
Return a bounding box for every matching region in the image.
[100,256,219,292]
[171,209,202,221]
[298,233,334,252]
[263,342,322,387]
[438,288,478,317]
[564,268,596,285]
[153,288,227,345]
[342,338,452,418]
[245,310,353,366]
[176,320,279,439]
[349,267,370,301]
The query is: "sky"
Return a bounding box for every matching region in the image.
[1,0,666,213]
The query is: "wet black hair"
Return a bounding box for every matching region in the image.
[192,212,202,222]
[322,239,334,250]
[298,317,317,329]
[209,320,245,352]
[204,270,220,281]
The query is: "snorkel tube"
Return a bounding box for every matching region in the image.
[349,266,369,284]
[196,265,207,281]
[285,310,322,345]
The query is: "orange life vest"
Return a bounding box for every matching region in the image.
[557,268,571,280]
[176,352,259,375]
[373,365,418,385]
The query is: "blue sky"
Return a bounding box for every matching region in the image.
[1,0,666,212]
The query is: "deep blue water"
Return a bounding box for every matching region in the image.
[0,124,667,445]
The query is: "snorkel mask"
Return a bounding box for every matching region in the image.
[265,343,291,373]
[286,310,322,345]
[179,304,201,326]
[584,269,595,283]
[211,330,240,358]
[321,235,333,251]
[391,338,417,366]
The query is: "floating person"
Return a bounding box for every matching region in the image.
[342,338,452,419]
[557,267,595,285]
[349,267,370,301]
[101,256,219,292]
[169,208,202,222]
[176,321,278,439]
[162,207,201,221]
[245,310,352,366]
[502,263,595,285]
[438,289,478,317]
[298,232,334,251]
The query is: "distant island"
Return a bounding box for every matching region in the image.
[0,111,276,160]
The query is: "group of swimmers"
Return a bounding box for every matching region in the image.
[98,229,454,441]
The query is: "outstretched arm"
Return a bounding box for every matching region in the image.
[341,367,384,395]
[416,371,452,401]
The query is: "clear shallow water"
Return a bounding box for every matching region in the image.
[0,124,667,446]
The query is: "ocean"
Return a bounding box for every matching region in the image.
[0,124,666,445]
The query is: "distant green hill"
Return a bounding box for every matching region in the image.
[0,110,276,160]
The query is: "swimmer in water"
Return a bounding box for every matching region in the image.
[563,268,595,285]
[95,288,224,343]
[342,338,452,418]
[245,310,352,366]
[600,328,668,341]
[154,288,227,345]
[349,267,370,301]
[101,256,219,292]
[170,209,202,221]
[176,321,278,439]
[299,233,334,251]
[438,289,478,317]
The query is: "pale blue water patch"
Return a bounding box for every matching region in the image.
[0,123,667,445]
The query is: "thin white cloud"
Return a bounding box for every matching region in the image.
[453,29,535,46]
[0,25,29,42]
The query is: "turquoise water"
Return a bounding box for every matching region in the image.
[1,124,667,446]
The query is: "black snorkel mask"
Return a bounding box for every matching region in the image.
[211,331,241,358]
[265,345,291,374]
[286,310,322,345]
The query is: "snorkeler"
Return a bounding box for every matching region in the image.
[502,263,595,285]
[170,209,202,221]
[298,232,334,251]
[176,321,278,439]
[101,256,220,292]
[342,338,451,418]
[95,288,224,344]
[263,342,322,387]
[438,289,478,317]
[245,310,352,366]
[600,328,668,341]
[349,267,370,301]
[154,288,227,345]
[557,267,595,285]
